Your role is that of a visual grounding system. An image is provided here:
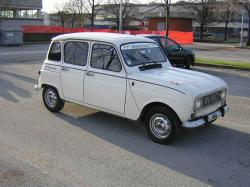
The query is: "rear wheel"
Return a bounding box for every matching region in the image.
[145,106,181,144]
[42,86,64,112]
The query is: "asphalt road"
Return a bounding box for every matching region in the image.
[0,44,250,187]
[186,43,250,63]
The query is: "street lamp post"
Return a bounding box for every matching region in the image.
[119,0,123,33]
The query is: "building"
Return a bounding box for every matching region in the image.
[0,0,43,45]
[0,0,43,28]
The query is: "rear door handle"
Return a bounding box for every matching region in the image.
[61,67,69,71]
[86,71,95,77]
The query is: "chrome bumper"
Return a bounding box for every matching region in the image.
[182,105,229,128]
[34,84,39,91]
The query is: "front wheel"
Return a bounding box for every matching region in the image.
[145,106,181,144]
[185,56,192,69]
[42,86,65,112]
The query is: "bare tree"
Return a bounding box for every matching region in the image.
[161,0,172,36]
[64,1,78,28]
[240,0,250,45]
[103,0,139,29]
[70,0,89,27]
[54,3,69,27]
[218,0,236,41]
[82,0,104,30]
[188,0,217,39]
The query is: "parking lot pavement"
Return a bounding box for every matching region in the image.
[186,43,250,63]
[0,46,250,186]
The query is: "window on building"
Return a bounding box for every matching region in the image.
[19,10,27,18]
[48,42,61,62]
[0,10,14,18]
[27,10,38,19]
[91,44,122,72]
[64,41,89,66]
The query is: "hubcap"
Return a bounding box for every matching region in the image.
[45,89,58,108]
[149,114,171,139]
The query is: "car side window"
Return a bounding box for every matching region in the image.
[64,41,88,66]
[159,38,179,50]
[48,42,61,61]
[91,44,122,72]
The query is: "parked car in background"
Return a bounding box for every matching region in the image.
[35,32,228,144]
[139,34,195,69]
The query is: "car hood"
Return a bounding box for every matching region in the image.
[128,67,227,97]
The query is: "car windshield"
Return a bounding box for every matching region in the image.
[121,43,167,67]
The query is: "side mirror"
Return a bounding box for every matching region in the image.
[174,46,180,51]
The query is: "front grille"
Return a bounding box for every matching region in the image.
[201,91,222,108]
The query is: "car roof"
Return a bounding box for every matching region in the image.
[53,32,155,46]
[136,34,164,38]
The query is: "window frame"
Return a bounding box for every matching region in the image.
[90,42,123,73]
[62,40,90,67]
[157,37,180,50]
[47,42,62,62]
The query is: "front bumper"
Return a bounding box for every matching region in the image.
[34,84,39,91]
[182,105,229,128]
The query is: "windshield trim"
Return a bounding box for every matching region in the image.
[120,41,168,67]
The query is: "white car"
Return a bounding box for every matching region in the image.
[35,32,229,144]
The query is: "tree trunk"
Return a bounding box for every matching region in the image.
[200,23,204,39]
[247,14,250,46]
[91,1,95,31]
[60,16,65,27]
[166,7,170,37]
[224,20,229,41]
[71,14,76,28]
[117,18,119,30]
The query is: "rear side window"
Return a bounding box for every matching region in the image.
[64,41,88,66]
[48,42,61,61]
[91,44,122,72]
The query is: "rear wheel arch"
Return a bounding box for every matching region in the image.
[41,84,63,98]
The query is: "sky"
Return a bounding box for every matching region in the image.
[42,0,165,13]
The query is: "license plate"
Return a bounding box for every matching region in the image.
[207,112,219,122]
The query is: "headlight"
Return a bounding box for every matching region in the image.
[194,97,202,111]
[221,89,227,100]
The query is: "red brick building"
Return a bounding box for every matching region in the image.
[145,14,193,44]
[147,17,192,32]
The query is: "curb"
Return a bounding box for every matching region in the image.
[195,63,250,71]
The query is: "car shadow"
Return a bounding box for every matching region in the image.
[0,77,31,102]
[55,108,250,186]
[0,69,37,84]
[192,67,250,98]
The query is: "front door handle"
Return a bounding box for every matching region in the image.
[86,71,95,77]
[61,67,69,71]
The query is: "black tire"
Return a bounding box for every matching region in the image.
[145,106,181,144]
[185,56,192,69]
[206,119,217,126]
[42,86,65,112]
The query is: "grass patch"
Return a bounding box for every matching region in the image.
[196,58,250,70]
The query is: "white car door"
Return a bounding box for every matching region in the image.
[60,41,89,102]
[84,43,126,114]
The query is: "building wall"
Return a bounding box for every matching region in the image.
[148,17,192,32]
[170,18,192,32]
[0,19,43,30]
[148,18,165,30]
[0,0,42,9]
